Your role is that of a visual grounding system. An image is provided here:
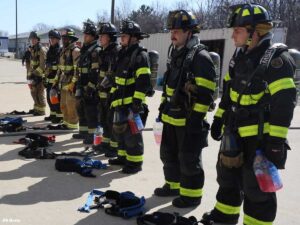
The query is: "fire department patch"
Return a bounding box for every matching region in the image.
[271,57,283,69]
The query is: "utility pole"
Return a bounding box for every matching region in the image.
[111,0,115,24]
[15,0,18,58]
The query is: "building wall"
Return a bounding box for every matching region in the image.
[0,37,9,54]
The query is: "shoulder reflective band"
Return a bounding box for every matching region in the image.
[161,114,186,126]
[215,201,240,215]
[269,124,289,138]
[224,72,231,81]
[180,187,203,198]
[230,88,264,105]
[238,123,270,137]
[166,85,174,97]
[244,214,273,225]
[192,103,209,113]
[215,108,225,118]
[166,180,180,190]
[268,78,295,96]
[126,154,143,162]
[136,67,151,78]
[133,91,146,101]
[195,77,216,91]
[115,77,135,86]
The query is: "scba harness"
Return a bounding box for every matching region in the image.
[78,190,145,218]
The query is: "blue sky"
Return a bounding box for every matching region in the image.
[0,0,196,36]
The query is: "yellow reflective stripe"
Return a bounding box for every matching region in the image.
[102,137,110,143]
[235,8,241,14]
[161,96,166,103]
[72,77,77,83]
[98,91,108,98]
[192,103,209,113]
[166,85,174,96]
[269,125,289,138]
[56,113,63,118]
[110,141,118,148]
[180,187,203,198]
[215,108,225,118]
[110,87,117,93]
[47,78,55,84]
[195,77,216,91]
[50,111,56,115]
[79,67,89,73]
[224,72,231,81]
[99,70,106,78]
[254,7,262,14]
[268,78,295,96]
[59,65,65,70]
[126,154,143,162]
[215,201,241,215]
[79,126,88,132]
[244,214,273,225]
[238,123,270,137]
[133,91,146,101]
[161,114,186,126]
[65,65,74,71]
[63,121,78,129]
[87,82,96,89]
[230,88,264,105]
[115,77,135,85]
[52,65,58,70]
[136,67,151,77]
[30,60,39,66]
[36,67,44,76]
[242,9,250,16]
[118,149,126,157]
[111,97,133,107]
[166,181,180,190]
[34,106,45,111]
[91,62,99,69]
[88,128,96,134]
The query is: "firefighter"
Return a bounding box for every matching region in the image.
[44,29,63,124]
[22,46,32,72]
[27,31,47,116]
[108,20,151,174]
[53,28,80,130]
[94,22,120,156]
[74,19,101,144]
[201,4,297,225]
[154,10,216,208]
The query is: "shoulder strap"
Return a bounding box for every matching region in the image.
[129,46,146,71]
[183,43,206,71]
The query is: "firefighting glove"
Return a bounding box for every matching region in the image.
[211,117,223,141]
[265,139,288,169]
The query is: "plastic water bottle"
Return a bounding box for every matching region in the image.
[93,126,103,146]
[253,149,283,192]
[133,113,144,131]
[153,118,163,145]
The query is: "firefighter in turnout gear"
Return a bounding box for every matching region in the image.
[27,31,47,115]
[154,10,216,208]
[44,29,63,123]
[108,20,151,174]
[53,28,80,130]
[94,22,120,156]
[74,19,101,144]
[201,4,297,225]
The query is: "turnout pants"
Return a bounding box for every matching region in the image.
[77,97,98,135]
[211,136,277,224]
[30,82,46,114]
[160,123,208,202]
[98,98,111,146]
[60,89,78,129]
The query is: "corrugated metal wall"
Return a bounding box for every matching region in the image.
[141,27,287,83]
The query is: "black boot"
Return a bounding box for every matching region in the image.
[108,157,126,165]
[44,115,54,121]
[51,117,63,124]
[105,149,117,158]
[121,165,142,174]
[93,143,110,154]
[72,133,87,139]
[47,124,69,130]
[154,184,180,197]
[201,211,238,225]
[83,135,93,145]
[172,196,200,208]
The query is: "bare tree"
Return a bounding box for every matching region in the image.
[96,10,110,23]
[32,23,54,31]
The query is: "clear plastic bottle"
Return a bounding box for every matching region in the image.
[153,118,163,145]
[253,149,283,192]
[93,126,103,146]
[128,110,139,134]
[133,113,144,131]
